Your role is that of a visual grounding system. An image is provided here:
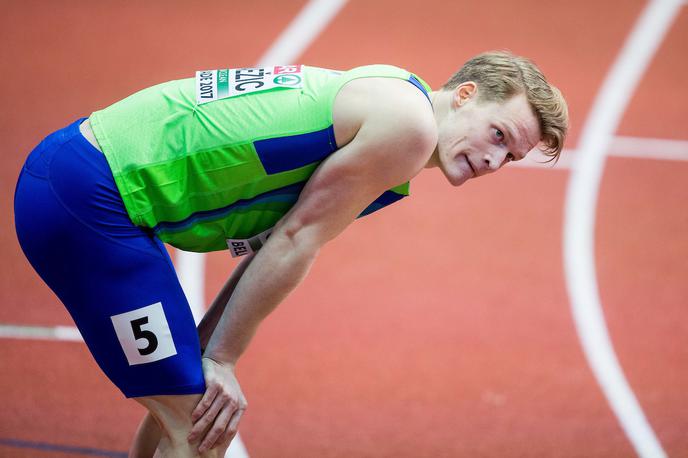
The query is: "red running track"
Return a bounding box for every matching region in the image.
[1,1,686,456]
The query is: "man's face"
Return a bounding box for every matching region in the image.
[436,85,541,186]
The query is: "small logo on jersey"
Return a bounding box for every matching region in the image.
[273,74,301,86]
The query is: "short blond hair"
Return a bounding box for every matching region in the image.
[443,51,568,163]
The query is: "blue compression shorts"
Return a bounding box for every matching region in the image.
[14,118,206,398]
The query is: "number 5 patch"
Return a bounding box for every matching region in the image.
[111,302,177,365]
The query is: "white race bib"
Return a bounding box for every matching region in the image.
[196,65,304,105]
[110,302,177,366]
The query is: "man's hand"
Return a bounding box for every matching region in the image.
[188,357,248,454]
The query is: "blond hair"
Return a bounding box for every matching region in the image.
[443,51,568,163]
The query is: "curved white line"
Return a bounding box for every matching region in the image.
[563,1,682,457]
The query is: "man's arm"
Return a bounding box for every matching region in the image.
[197,253,256,350]
[189,79,437,453]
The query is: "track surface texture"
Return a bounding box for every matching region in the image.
[1,1,686,457]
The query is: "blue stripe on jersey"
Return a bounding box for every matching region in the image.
[408,75,431,102]
[254,125,337,175]
[359,189,406,217]
[153,183,405,236]
[153,182,306,234]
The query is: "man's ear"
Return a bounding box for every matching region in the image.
[453,82,478,107]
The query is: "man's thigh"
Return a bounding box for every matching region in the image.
[14,121,206,397]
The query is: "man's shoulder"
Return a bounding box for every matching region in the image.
[333,76,436,149]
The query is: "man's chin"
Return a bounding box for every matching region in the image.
[439,161,471,187]
[446,172,471,187]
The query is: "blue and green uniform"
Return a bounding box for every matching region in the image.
[14,65,431,397]
[90,65,431,253]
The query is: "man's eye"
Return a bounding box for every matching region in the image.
[495,129,505,141]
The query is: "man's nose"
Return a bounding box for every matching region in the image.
[482,150,507,171]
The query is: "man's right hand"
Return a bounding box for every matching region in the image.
[188,357,248,454]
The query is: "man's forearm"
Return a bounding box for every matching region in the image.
[203,231,318,366]
[197,253,256,349]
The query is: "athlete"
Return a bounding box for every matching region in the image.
[14,51,568,457]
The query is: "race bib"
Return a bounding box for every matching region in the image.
[196,65,304,105]
[226,228,273,258]
[110,302,177,366]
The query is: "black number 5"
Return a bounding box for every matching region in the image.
[130,317,158,356]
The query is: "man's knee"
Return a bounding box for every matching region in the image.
[134,393,229,457]
[135,394,201,437]
[134,393,226,457]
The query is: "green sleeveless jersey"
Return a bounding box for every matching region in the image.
[90,65,431,254]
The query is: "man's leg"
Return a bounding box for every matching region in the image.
[128,254,257,457]
[134,394,230,458]
[129,412,160,458]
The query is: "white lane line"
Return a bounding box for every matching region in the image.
[0,324,83,342]
[175,251,206,324]
[256,0,348,67]
[511,136,688,169]
[563,1,683,457]
[611,136,688,161]
[176,1,349,457]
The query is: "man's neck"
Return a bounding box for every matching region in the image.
[424,91,446,169]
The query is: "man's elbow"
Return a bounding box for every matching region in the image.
[272,216,324,260]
